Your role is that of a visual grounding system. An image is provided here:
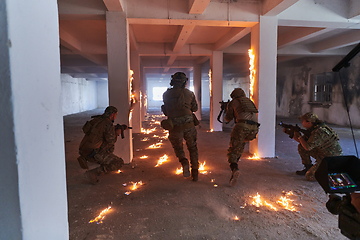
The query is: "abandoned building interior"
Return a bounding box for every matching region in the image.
[1,0,360,239]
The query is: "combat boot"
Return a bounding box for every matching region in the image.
[229,163,240,187]
[191,169,198,182]
[84,168,102,184]
[77,156,89,169]
[180,158,190,177]
[296,164,313,176]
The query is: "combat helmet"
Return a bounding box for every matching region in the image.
[230,88,246,98]
[170,72,188,87]
[103,106,118,117]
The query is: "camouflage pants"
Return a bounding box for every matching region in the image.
[85,152,124,173]
[227,122,259,164]
[168,126,199,169]
[297,144,344,181]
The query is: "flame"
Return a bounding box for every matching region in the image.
[116,170,122,174]
[248,153,260,160]
[155,154,169,167]
[141,127,157,134]
[147,142,163,149]
[276,196,296,212]
[199,161,208,174]
[129,70,136,104]
[140,155,148,159]
[248,49,256,102]
[249,191,297,212]
[207,129,214,132]
[89,206,112,224]
[250,193,277,211]
[130,181,144,191]
[233,216,239,221]
[175,167,183,175]
[141,137,150,141]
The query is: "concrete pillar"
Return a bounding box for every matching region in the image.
[130,50,141,133]
[0,0,69,239]
[193,64,202,120]
[210,51,223,131]
[106,11,133,163]
[249,16,277,158]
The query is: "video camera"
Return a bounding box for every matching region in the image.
[315,156,360,239]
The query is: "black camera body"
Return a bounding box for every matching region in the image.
[315,156,360,239]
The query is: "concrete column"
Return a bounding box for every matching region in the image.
[0,0,69,239]
[130,50,141,133]
[106,11,133,163]
[210,51,223,131]
[193,64,202,120]
[249,16,277,158]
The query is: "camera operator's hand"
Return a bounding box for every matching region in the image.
[351,193,360,213]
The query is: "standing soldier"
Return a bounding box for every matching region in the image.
[225,88,260,187]
[77,106,126,184]
[161,72,199,181]
[291,112,343,181]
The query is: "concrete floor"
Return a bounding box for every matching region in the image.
[64,108,360,240]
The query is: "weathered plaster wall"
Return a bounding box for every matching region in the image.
[277,55,360,127]
[61,74,98,116]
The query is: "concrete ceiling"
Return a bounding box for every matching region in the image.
[58,0,360,80]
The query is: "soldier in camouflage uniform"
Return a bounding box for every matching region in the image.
[225,88,260,187]
[77,106,125,184]
[161,72,199,181]
[292,112,343,181]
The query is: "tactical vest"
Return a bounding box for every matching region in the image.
[316,125,340,150]
[163,88,196,118]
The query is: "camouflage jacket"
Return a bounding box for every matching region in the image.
[305,123,343,156]
[79,116,117,157]
[162,87,198,119]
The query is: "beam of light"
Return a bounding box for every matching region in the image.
[141,127,157,134]
[140,155,148,159]
[248,49,256,102]
[89,206,112,224]
[147,142,163,149]
[199,161,208,174]
[155,154,169,167]
[208,69,212,97]
[248,153,260,160]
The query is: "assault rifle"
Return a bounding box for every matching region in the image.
[217,100,230,123]
[278,121,311,140]
[115,124,132,139]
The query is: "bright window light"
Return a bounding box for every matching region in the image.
[153,87,168,101]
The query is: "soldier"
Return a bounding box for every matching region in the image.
[292,112,343,181]
[77,106,125,184]
[161,72,199,181]
[224,88,260,187]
